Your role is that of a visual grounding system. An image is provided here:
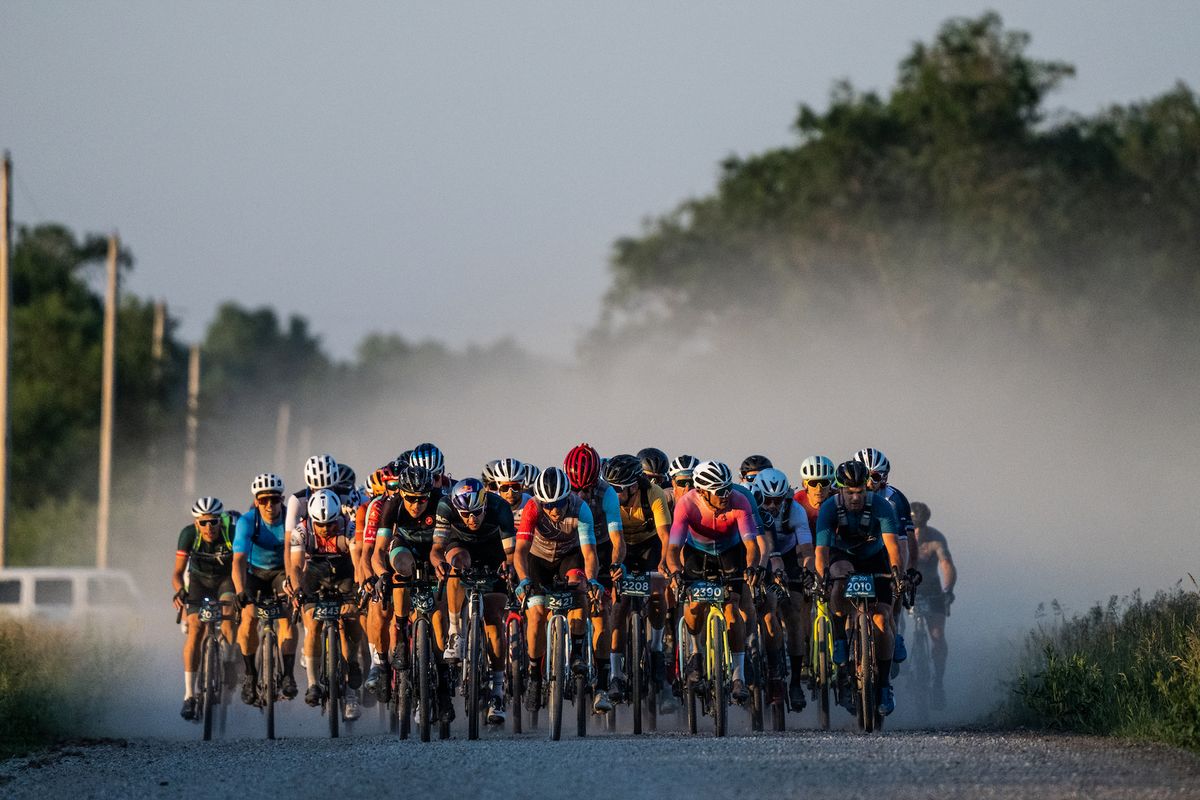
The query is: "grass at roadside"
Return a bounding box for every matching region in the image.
[0,618,133,759]
[1001,578,1200,751]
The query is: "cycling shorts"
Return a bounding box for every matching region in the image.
[246,567,287,601]
[915,591,947,617]
[828,549,893,607]
[445,538,508,593]
[301,557,356,605]
[528,551,585,596]
[186,574,235,613]
[682,540,747,593]
[390,539,434,574]
[624,536,662,575]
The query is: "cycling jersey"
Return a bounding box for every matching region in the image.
[285,488,314,536]
[577,479,622,541]
[375,489,444,547]
[434,492,515,550]
[762,499,813,553]
[915,525,950,598]
[616,479,671,546]
[504,492,532,528]
[293,516,353,559]
[176,515,236,582]
[793,490,823,531]
[517,494,595,562]
[814,492,898,558]
[878,484,914,539]
[358,493,388,551]
[669,490,759,556]
[233,507,287,571]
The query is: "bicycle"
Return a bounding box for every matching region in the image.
[176,596,230,742]
[842,571,893,733]
[613,570,656,735]
[362,575,400,735]
[504,589,528,733]
[250,591,292,740]
[809,580,836,730]
[445,566,503,740]
[539,579,599,741]
[760,573,793,732]
[674,578,732,738]
[392,570,450,742]
[306,588,361,739]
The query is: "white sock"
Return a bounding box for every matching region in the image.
[650,626,664,651]
[732,652,746,682]
[492,670,505,698]
[448,612,461,636]
[305,656,320,687]
[610,653,625,680]
[369,644,383,666]
[184,672,195,699]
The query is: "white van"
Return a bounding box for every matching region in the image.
[0,567,143,623]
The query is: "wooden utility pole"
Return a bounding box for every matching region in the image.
[96,233,119,570]
[183,344,200,497]
[273,402,291,475]
[0,153,11,568]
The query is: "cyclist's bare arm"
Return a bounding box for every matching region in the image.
[936,541,957,592]
[232,552,248,596]
[665,542,684,575]
[582,543,599,582]
[882,533,902,572]
[171,554,188,607]
[814,545,829,578]
[513,537,531,583]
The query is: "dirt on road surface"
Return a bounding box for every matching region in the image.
[2,731,1197,799]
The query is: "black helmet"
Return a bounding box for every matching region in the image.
[394,465,433,495]
[637,447,670,478]
[739,454,773,478]
[603,454,643,488]
[910,501,931,526]
[835,460,868,489]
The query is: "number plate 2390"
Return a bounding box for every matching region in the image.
[686,582,724,603]
[844,574,876,599]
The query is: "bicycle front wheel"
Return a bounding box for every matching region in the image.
[816,617,831,731]
[857,610,874,734]
[326,623,341,738]
[201,634,218,741]
[710,613,727,738]
[262,628,277,740]
[507,617,524,734]
[467,611,482,741]
[630,609,643,735]
[548,616,566,741]
[416,618,431,743]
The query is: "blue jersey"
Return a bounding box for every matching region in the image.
[879,484,914,537]
[814,492,898,559]
[234,508,288,571]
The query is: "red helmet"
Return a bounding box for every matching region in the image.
[564,443,601,491]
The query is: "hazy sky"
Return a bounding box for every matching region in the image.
[3,2,1198,358]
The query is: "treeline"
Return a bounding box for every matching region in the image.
[6,223,533,566]
[596,12,1200,354]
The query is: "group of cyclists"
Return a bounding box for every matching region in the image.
[171,442,957,734]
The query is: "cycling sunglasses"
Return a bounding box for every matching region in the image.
[497,483,524,495]
[805,479,832,489]
[543,497,569,511]
[196,518,220,527]
[673,477,693,488]
[868,472,887,484]
[705,487,732,499]
[255,494,283,505]
[458,507,486,520]
[400,493,429,503]
[384,480,401,491]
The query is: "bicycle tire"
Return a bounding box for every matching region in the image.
[858,609,874,734]
[467,610,482,741]
[416,618,431,742]
[201,634,217,741]
[397,667,411,740]
[548,616,566,741]
[630,609,643,735]
[326,622,341,738]
[711,614,727,738]
[816,619,831,731]
[507,617,524,734]
[749,645,764,733]
[263,628,277,740]
[575,673,588,738]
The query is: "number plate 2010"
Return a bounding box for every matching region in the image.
[618,575,650,597]
[314,603,341,621]
[686,582,724,603]
[845,574,876,599]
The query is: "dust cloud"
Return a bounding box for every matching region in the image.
[89,257,1199,738]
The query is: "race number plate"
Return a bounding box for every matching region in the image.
[256,602,286,621]
[411,591,436,615]
[198,605,219,622]
[546,592,576,611]
[844,574,876,599]
[686,581,725,603]
[618,574,651,597]
[314,601,342,621]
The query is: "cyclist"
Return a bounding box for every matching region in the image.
[664,460,762,704]
[602,454,674,707]
[359,465,399,696]
[564,443,625,712]
[754,467,814,711]
[231,473,298,706]
[431,478,517,724]
[173,497,238,721]
[794,455,836,530]
[488,458,530,525]
[637,447,671,490]
[814,460,905,716]
[739,454,773,486]
[667,453,700,509]
[911,501,957,707]
[286,453,339,571]
[370,464,454,720]
[855,447,916,666]
[513,466,607,714]
[288,488,364,721]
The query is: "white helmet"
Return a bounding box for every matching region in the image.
[190,496,224,517]
[491,457,524,485]
[307,488,342,525]
[533,467,572,505]
[250,472,284,496]
[753,468,791,499]
[853,447,891,478]
[304,454,339,490]
[692,460,733,492]
[799,456,836,483]
[669,454,700,478]
[481,459,502,486]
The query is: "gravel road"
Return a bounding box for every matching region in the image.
[3,729,1197,799]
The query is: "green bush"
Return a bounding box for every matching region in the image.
[1004,580,1200,750]
[0,618,131,757]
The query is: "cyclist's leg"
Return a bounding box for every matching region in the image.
[927,609,948,683]
[182,581,204,702]
[443,552,467,658]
